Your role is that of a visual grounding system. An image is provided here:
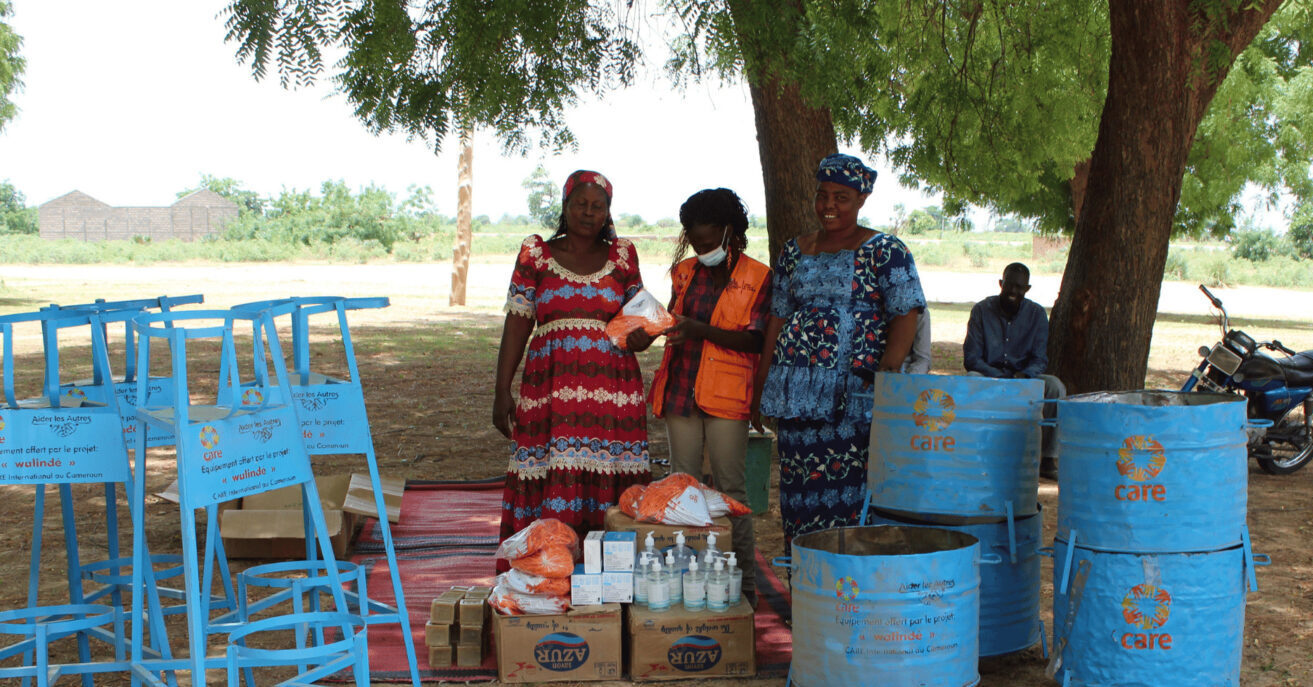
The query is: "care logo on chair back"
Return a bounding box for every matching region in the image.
[199,425,220,451]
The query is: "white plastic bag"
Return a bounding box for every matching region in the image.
[489,582,571,616]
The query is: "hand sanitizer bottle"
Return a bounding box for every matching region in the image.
[706,559,730,612]
[670,531,697,574]
[725,552,743,604]
[633,552,651,604]
[641,531,659,563]
[664,551,683,605]
[703,531,723,564]
[646,559,670,612]
[683,558,706,611]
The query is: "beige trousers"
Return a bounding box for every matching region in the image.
[665,413,756,593]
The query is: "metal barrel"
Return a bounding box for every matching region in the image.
[1050,537,1249,686]
[789,525,982,687]
[870,374,1044,521]
[866,507,1042,657]
[1055,390,1248,553]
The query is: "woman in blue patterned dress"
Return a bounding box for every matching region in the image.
[754,153,926,552]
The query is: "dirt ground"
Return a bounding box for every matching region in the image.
[0,262,1310,685]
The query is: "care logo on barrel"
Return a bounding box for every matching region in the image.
[835,576,860,601]
[1120,583,1174,651]
[534,632,589,671]
[912,389,956,432]
[668,635,722,671]
[1117,435,1166,482]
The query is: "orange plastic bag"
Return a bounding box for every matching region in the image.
[605,289,676,350]
[496,518,580,561]
[636,473,713,526]
[509,544,575,578]
[498,569,572,597]
[703,488,752,517]
[618,484,646,518]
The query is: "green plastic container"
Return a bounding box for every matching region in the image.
[745,430,774,515]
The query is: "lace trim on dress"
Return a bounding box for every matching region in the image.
[505,296,535,318]
[517,385,646,411]
[542,238,634,284]
[534,318,606,336]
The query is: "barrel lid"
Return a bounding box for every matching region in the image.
[1062,389,1242,408]
[793,525,979,556]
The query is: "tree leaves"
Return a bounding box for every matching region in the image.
[0,0,25,133]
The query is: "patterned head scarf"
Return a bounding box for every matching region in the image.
[563,170,613,203]
[816,154,877,194]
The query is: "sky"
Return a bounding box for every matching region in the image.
[0,1,946,224]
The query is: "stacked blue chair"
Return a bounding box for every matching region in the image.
[862,373,1048,657]
[0,309,149,685]
[43,295,235,636]
[227,295,421,686]
[126,309,365,685]
[1046,391,1269,686]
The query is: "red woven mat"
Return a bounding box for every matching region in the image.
[343,478,793,682]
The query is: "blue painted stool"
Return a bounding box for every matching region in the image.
[127,309,362,685]
[230,295,421,687]
[225,612,369,686]
[0,309,156,686]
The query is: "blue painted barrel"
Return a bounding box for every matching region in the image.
[1051,537,1249,686]
[790,525,981,687]
[866,507,1041,656]
[1055,391,1248,553]
[870,374,1044,521]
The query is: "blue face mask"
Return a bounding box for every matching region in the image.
[696,226,731,267]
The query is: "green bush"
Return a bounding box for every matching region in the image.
[1231,229,1287,262]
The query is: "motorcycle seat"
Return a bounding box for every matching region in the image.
[1277,352,1313,386]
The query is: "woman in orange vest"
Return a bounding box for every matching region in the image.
[629,188,771,606]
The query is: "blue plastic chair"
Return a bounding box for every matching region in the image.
[229,296,420,687]
[0,309,168,686]
[127,309,362,685]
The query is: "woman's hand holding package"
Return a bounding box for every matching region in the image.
[666,314,708,346]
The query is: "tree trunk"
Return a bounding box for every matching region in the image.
[728,0,837,265]
[450,125,473,306]
[1048,0,1282,394]
[746,76,838,263]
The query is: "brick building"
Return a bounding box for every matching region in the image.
[37,189,239,242]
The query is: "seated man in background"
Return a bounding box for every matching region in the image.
[902,308,932,375]
[963,262,1065,478]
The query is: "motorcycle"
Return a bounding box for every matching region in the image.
[1182,284,1313,474]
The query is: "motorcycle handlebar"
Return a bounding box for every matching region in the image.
[1199,284,1223,309]
[1269,339,1297,356]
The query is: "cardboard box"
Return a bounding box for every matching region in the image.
[602,531,636,572]
[604,507,732,556]
[341,472,405,523]
[602,571,633,604]
[583,531,604,574]
[571,565,603,606]
[219,474,356,559]
[494,604,622,683]
[626,600,756,681]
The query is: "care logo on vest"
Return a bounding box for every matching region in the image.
[912,389,956,431]
[1120,583,1173,651]
[668,635,722,672]
[534,632,589,671]
[1117,435,1166,481]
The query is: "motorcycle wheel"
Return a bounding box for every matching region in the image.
[1254,405,1313,475]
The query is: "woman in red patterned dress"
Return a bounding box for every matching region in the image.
[493,170,652,547]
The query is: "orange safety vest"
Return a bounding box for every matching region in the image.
[649,254,771,421]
